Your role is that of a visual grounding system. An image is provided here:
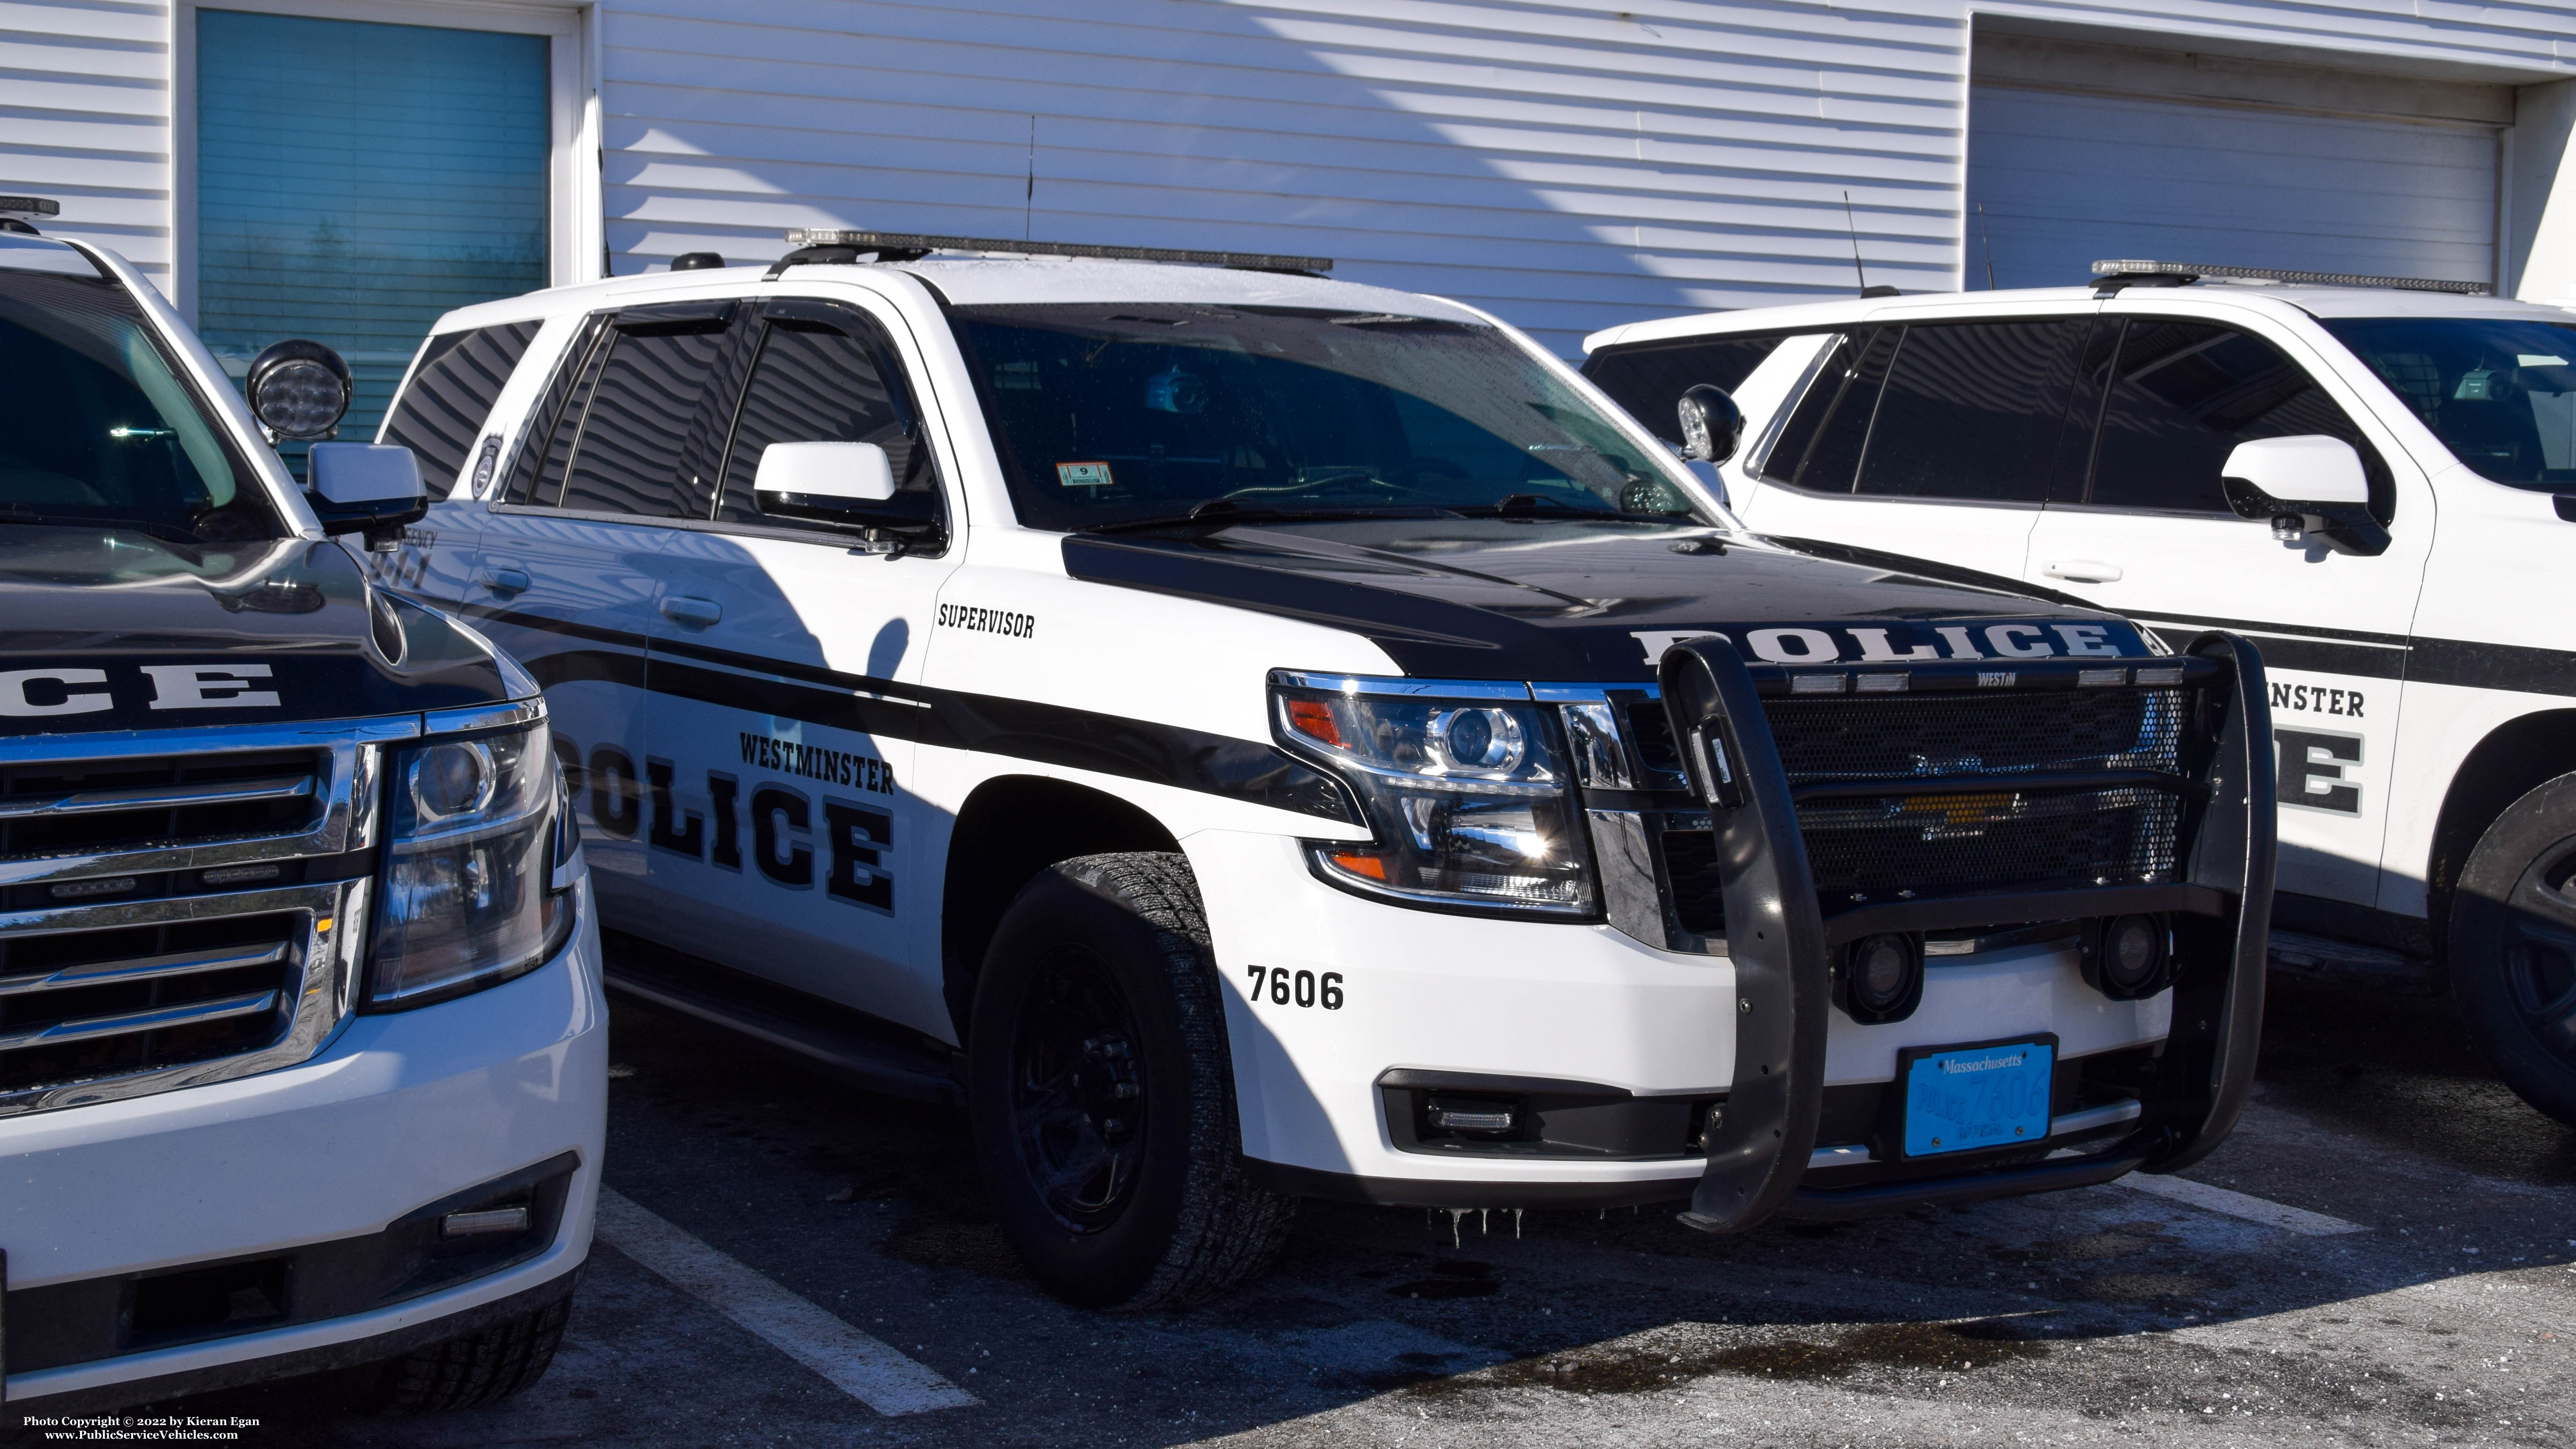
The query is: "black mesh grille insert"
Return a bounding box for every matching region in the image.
[1761,689,2186,783]
[1660,830,1726,936]
[1797,785,2183,902]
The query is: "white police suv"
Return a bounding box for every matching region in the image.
[2,203,602,1414]
[376,230,2272,1308]
[1585,260,2576,1126]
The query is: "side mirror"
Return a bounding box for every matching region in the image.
[247,339,352,441]
[2220,435,2389,556]
[1676,384,1744,465]
[755,441,898,520]
[307,442,427,551]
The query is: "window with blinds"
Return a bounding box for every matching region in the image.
[196,10,549,457]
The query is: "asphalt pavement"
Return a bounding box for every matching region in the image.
[15,964,2573,1448]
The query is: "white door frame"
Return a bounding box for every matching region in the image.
[171,0,600,325]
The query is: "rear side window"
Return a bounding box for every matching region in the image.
[714,307,942,531]
[1584,333,1796,444]
[382,320,540,492]
[2079,320,2389,517]
[1759,327,1900,492]
[1851,320,2087,504]
[547,314,733,516]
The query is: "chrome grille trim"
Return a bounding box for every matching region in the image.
[0,772,317,822]
[0,718,408,890]
[0,939,290,996]
[0,988,281,1052]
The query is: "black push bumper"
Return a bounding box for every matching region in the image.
[1655,632,2274,1232]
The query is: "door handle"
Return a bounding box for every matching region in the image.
[2042,560,2123,583]
[478,566,531,594]
[659,595,722,627]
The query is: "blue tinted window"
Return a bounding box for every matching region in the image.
[197,10,548,452]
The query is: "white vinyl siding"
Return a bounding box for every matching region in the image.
[0,0,173,287]
[4,1,2574,351]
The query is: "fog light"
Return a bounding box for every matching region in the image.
[1835,933,1922,1025]
[2085,914,2172,1001]
[1426,1097,1516,1133]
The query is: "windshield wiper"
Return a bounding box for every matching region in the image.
[0,511,204,548]
[1452,493,1695,525]
[1080,499,1459,535]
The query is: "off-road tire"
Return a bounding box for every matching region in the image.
[968,851,1295,1309]
[364,1294,572,1412]
[2449,772,2576,1127]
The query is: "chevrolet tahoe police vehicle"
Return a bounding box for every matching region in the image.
[0,201,601,1414]
[378,229,2271,1309]
[1585,259,2576,1127]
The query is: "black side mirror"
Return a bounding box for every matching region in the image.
[246,339,352,442]
[1677,384,1744,465]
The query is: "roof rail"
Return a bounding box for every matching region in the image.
[2090,259,2493,297]
[766,229,1332,282]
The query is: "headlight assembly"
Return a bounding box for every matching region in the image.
[364,713,574,1010]
[1271,673,1596,918]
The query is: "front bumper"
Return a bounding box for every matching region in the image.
[1200,634,2272,1227]
[1,884,608,1407]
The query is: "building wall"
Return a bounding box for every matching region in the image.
[7,0,2575,358]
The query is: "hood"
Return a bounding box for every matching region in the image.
[1063,518,2154,681]
[0,526,524,736]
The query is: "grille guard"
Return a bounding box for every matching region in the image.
[1655,632,2274,1231]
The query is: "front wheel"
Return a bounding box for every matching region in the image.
[2449,773,2576,1126]
[968,852,1294,1308]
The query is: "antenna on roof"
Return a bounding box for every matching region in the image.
[1024,115,1036,242]
[1843,192,1899,298]
[1976,203,1998,291]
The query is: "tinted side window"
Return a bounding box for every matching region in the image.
[1584,333,1796,444]
[554,318,732,516]
[382,320,539,491]
[714,312,942,529]
[1759,327,1898,492]
[500,317,606,506]
[2084,320,2388,516]
[1852,320,2086,504]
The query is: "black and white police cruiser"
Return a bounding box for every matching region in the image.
[378,229,2272,1308]
[1,201,600,1413]
[1586,259,2576,1126]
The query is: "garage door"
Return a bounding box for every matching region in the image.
[1965,41,2502,292]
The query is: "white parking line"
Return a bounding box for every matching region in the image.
[594,1187,979,1415]
[2112,1172,2368,1236]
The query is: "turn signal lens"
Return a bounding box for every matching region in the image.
[1287,697,1344,748]
[1327,851,1388,881]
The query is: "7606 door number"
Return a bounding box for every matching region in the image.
[1247,965,1343,1011]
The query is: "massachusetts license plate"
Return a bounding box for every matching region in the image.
[1901,1040,2056,1158]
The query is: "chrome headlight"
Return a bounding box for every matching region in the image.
[365,715,572,1010]
[1272,674,1596,917]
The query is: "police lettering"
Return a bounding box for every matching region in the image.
[935,602,1035,639]
[737,733,897,794]
[2269,681,2366,719]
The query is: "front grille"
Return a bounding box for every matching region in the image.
[1762,690,2186,781]
[0,724,384,1117]
[1,749,324,860]
[1660,829,1727,935]
[0,911,306,1099]
[1797,784,2183,901]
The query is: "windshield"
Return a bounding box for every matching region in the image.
[0,240,279,543]
[948,304,1708,530]
[2321,316,2576,491]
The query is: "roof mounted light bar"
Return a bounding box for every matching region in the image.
[0,195,59,235]
[768,229,1331,282]
[2091,259,2493,297]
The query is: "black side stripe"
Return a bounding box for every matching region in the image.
[467,604,1358,824]
[2138,610,2576,698]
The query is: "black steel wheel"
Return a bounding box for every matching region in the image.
[968,852,1295,1308]
[1009,946,1151,1231]
[2450,772,2576,1126]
